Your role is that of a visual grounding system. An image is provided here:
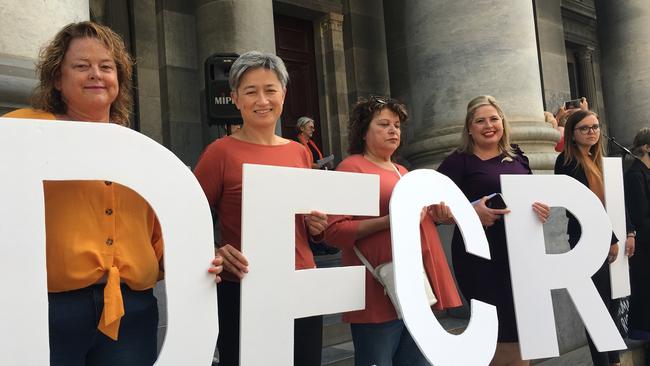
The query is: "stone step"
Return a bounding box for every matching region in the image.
[322,341,355,366]
[435,311,469,335]
[323,314,351,347]
[322,313,353,365]
[316,246,471,366]
[531,338,648,365]
[322,323,647,366]
[321,310,470,365]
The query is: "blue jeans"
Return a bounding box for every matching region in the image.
[351,319,430,366]
[48,284,159,366]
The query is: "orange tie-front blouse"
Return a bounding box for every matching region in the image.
[3,109,164,340]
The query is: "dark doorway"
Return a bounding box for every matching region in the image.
[565,45,583,100]
[274,14,322,148]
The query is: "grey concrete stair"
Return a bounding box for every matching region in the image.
[320,308,471,365]
[323,314,352,347]
[315,253,650,365]
[532,338,648,365]
[315,252,477,366]
[316,253,355,365]
[322,342,355,366]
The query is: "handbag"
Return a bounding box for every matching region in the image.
[353,246,437,318]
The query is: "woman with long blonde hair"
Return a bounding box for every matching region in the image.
[438,95,549,366]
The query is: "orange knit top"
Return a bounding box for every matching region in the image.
[193,135,316,283]
[325,154,462,324]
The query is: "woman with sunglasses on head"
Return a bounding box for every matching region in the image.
[437,95,550,366]
[554,110,635,366]
[325,96,461,366]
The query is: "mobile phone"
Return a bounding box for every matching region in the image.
[564,99,581,109]
[470,193,508,209]
[485,193,507,209]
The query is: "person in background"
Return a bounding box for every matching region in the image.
[2,21,223,366]
[544,111,558,129]
[554,109,635,366]
[296,116,324,169]
[296,116,334,170]
[625,128,650,354]
[295,116,339,255]
[554,97,589,152]
[437,95,550,366]
[326,96,461,366]
[194,51,328,366]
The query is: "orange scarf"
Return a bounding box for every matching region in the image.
[298,135,323,160]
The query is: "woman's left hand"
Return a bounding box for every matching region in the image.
[625,236,635,257]
[305,210,328,236]
[208,254,224,283]
[532,202,550,223]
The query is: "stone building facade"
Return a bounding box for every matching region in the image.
[1,0,649,364]
[2,0,649,168]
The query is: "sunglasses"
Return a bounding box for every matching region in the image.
[369,95,399,106]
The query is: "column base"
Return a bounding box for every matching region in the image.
[0,53,37,112]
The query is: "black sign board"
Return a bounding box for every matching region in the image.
[204,53,242,125]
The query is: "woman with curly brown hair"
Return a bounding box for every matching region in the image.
[325,96,461,366]
[22,21,133,124]
[3,21,223,365]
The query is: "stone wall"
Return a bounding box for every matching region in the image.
[0,0,89,111]
[156,0,202,166]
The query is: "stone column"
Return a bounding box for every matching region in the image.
[595,0,650,147]
[195,0,275,72]
[342,0,391,107]
[317,12,350,161]
[0,0,89,113]
[534,0,571,113]
[155,2,201,164]
[194,0,276,142]
[132,0,164,144]
[383,0,559,171]
[577,46,601,116]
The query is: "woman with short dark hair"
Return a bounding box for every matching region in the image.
[194,50,328,366]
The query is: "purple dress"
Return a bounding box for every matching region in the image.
[437,147,531,342]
